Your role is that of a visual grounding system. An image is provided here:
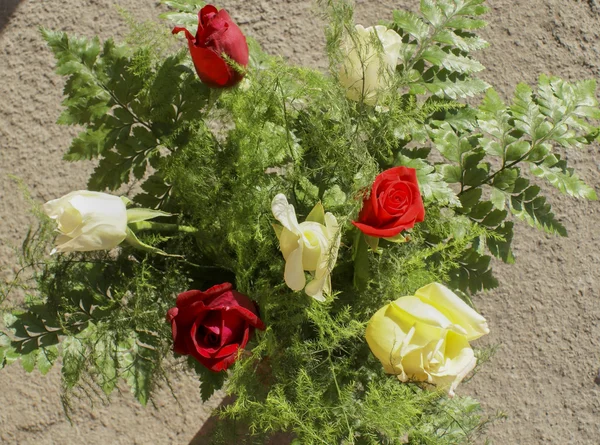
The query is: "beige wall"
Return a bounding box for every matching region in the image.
[1,1,599,443]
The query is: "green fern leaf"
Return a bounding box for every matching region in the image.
[530,162,597,200]
[393,10,429,42]
[510,187,567,236]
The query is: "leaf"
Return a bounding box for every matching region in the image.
[490,187,506,211]
[505,141,530,162]
[511,83,548,139]
[37,345,59,375]
[445,17,486,30]
[413,77,490,99]
[487,222,515,264]
[118,336,155,406]
[458,188,482,211]
[200,369,226,402]
[422,47,485,75]
[187,356,226,402]
[393,10,429,42]
[420,0,444,27]
[399,155,461,206]
[20,350,38,373]
[95,334,118,395]
[510,188,567,236]
[449,249,498,294]
[0,332,10,368]
[439,164,462,184]
[62,335,87,390]
[429,122,474,163]
[530,161,597,200]
[353,231,371,292]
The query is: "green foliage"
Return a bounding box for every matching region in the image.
[3,1,599,444]
[390,0,491,99]
[42,27,211,193]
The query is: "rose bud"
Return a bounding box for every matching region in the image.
[43,190,128,254]
[172,5,249,88]
[366,283,489,396]
[339,25,402,106]
[352,166,425,239]
[166,283,265,372]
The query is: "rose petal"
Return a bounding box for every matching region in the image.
[284,245,306,291]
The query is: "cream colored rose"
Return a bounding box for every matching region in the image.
[44,190,128,254]
[339,25,403,106]
[366,283,489,396]
[272,194,341,302]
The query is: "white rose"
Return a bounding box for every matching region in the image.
[272,194,341,302]
[43,190,128,254]
[339,25,403,106]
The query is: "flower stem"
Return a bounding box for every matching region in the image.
[128,221,198,234]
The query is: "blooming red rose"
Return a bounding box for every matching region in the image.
[352,166,425,238]
[172,5,249,88]
[166,283,265,372]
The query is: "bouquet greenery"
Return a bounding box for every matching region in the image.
[2,0,599,443]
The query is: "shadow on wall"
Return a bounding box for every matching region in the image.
[0,0,22,33]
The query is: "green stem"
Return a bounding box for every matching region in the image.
[128,221,198,234]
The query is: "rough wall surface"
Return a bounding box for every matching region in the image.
[0,1,599,444]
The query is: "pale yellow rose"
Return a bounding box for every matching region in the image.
[339,25,403,106]
[366,283,489,396]
[272,194,341,302]
[44,190,128,254]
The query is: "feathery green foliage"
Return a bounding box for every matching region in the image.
[2,0,599,443]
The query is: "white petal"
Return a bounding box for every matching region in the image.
[44,190,128,253]
[271,194,300,234]
[284,245,306,291]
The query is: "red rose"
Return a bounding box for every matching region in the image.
[352,166,425,238]
[166,283,265,372]
[172,5,249,88]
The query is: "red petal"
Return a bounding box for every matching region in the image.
[188,44,232,87]
[352,221,404,238]
[172,26,195,42]
[199,4,219,25]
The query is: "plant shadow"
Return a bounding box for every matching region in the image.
[189,396,294,445]
[0,0,22,33]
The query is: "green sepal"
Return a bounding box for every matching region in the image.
[384,233,408,244]
[126,208,172,224]
[272,223,284,240]
[306,202,326,225]
[364,235,380,252]
[124,227,181,257]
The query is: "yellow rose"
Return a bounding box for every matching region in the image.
[366,283,489,396]
[339,25,403,106]
[272,194,341,302]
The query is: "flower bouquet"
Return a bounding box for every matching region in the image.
[2,0,599,443]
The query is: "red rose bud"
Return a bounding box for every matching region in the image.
[172,5,249,88]
[352,166,425,238]
[166,283,265,372]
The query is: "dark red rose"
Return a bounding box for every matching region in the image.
[352,166,425,238]
[172,5,249,88]
[166,283,265,372]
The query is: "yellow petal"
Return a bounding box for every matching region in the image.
[429,330,476,397]
[366,304,409,374]
[415,283,489,341]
